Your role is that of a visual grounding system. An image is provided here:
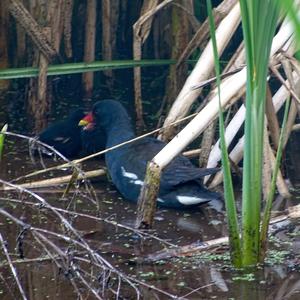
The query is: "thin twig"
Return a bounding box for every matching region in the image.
[180,283,215,298]
[270,65,300,104]
[0,197,177,247]
[0,206,180,298]
[0,233,28,300]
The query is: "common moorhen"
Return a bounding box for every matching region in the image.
[37,108,85,158]
[80,119,106,156]
[80,100,221,208]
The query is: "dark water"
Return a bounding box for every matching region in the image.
[1,106,300,299]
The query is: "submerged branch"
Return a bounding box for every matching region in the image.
[143,204,300,263]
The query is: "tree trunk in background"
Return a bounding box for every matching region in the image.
[49,0,64,52]
[35,27,51,132]
[16,23,26,66]
[28,0,50,133]
[102,0,113,83]
[15,0,29,67]
[9,0,58,62]
[63,0,74,58]
[82,0,97,98]
[101,0,119,88]
[199,121,216,168]
[133,0,162,131]
[0,0,9,91]
[27,0,65,133]
[164,0,193,106]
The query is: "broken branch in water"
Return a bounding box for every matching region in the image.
[1,169,106,190]
[143,204,300,263]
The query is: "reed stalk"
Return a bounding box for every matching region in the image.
[207,0,242,267]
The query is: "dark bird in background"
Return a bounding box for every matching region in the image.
[37,108,85,158]
[80,99,221,208]
[36,107,106,159]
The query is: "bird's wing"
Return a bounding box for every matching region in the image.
[109,137,219,188]
[161,163,219,188]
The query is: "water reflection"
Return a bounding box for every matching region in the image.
[0,130,300,299]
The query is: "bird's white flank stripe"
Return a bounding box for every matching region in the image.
[176,195,204,205]
[121,167,143,185]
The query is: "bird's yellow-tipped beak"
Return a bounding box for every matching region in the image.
[78,119,89,126]
[79,113,93,126]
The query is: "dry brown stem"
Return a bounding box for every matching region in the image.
[9,0,58,62]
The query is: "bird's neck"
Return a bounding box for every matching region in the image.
[105,121,135,148]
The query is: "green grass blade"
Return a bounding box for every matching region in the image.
[0,59,197,80]
[206,0,242,267]
[240,0,279,266]
[277,0,300,47]
[259,97,290,262]
[0,124,8,161]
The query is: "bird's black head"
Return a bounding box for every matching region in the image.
[93,100,130,128]
[79,99,131,132]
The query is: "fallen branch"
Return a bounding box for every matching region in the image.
[1,169,106,190]
[208,72,300,188]
[177,0,238,68]
[160,2,241,140]
[4,148,202,190]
